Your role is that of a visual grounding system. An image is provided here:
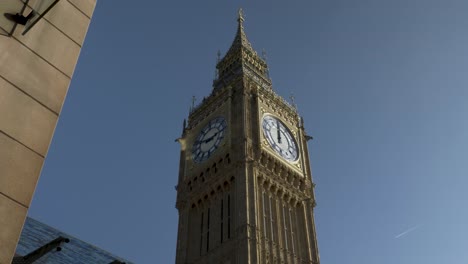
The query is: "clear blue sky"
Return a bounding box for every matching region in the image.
[29,0,468,263]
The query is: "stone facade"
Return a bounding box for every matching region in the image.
[0,1,96,263]
[175,10,320,264]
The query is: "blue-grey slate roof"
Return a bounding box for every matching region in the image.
[15,217,133,264]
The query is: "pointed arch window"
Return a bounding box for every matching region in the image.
[220,199,224,243]
[289,207,296,256]
[227,194,231,239]
[262,191,269,240]
[283,205,289,251]
[199,212,204,256]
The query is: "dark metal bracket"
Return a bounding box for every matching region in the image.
[4,11,36,26]
[3,0,61,36]
[12,236,70,264]
[2,0,30,37]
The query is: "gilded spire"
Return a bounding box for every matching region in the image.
[225,7,255,56]
[213,9,271,90]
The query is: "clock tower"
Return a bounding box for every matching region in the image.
[175,10,320,264]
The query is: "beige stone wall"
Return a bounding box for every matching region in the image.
[0,1,96,263]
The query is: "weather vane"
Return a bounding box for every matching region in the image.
[238,8,245,25]
[215,50,221,79]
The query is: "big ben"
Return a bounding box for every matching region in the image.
[175,9,320,264]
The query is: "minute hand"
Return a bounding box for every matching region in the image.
[203,131,218,143]
[276,120,282,144]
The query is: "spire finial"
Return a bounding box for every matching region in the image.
[290,93,298,111]
[262,49,267,60]
[215,50,221,79]
[262,49,271,78]
[190,96,196,112]
[237,8,244,26]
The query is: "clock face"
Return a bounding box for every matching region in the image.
[192,116,227,163]
[262,115,299,162]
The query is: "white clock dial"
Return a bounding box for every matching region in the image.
[192,116,227,163]
[262,115,298,162]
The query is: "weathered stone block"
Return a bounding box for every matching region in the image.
[0,132,44,206]
[0,195,27,264]
[0,77,58,156]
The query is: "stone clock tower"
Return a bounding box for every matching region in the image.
[175,10,320,264]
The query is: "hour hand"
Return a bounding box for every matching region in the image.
[203,132,218,143]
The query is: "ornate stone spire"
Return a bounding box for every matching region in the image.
[225,8,256,57]
[214,8,271,90]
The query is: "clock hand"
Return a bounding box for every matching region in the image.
[203,131,219,143]
[276,120,282,144]
[203,137,213,144]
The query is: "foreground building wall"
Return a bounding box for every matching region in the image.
[0,1,96,263]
